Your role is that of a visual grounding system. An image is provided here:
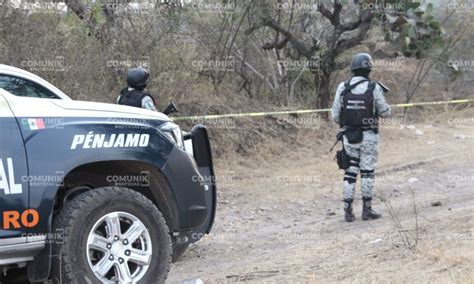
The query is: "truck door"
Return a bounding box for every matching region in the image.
[0,93,29,242]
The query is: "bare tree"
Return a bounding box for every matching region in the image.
[240,0,450,110]
[245,0,374,109]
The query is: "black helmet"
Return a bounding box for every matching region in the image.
[127,66,150,88]
[350,53,373,72]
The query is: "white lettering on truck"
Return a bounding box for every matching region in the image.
[0,158,23,195]
[71,132,150,149]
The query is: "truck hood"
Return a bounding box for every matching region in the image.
[1,89,171,122]
[51,99,171,121]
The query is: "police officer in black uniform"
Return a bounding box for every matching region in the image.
[117,67,157,111]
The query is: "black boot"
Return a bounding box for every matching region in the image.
[344,199,355,222]
[362,198,382,220]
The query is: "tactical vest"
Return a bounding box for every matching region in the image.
[118,88,154,109]
[339,80,378,131]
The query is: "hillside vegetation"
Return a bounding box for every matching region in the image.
[1,0,473,159]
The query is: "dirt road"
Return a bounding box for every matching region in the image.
[169,120,474,283]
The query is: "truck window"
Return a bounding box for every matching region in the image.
[0,75,60,99]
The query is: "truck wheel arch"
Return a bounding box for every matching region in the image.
[57,160,180,231]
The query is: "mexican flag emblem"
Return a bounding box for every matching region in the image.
[26,118,46,130]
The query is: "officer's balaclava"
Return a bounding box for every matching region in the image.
[133,85,146,91]
[352,69,371,79]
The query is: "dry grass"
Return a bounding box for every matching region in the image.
[169,107,474,284]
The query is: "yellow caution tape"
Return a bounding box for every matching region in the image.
[173,98,474,121]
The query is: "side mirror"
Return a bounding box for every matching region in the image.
[163,102,179,115]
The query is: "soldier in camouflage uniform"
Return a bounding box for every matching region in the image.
[331,53,391,222]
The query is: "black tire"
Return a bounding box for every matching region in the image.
[51,187,172,284]
[171,240,190,262]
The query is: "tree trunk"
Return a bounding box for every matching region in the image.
[314,55,334,110]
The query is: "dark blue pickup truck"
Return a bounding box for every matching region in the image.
[0,64,216,283]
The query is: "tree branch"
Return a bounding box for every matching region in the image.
[340,18,362,32]
[65,0,88,19]
[318,0,343,27]
[260,18,316,59]
[318,3,336,26]
[262,37,289,50]
[336,9,373,50]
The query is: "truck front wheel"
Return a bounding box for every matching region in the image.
[51,187,172,284]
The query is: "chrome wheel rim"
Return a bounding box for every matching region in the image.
[86,211,152,283]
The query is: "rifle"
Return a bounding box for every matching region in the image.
[329,131,344,153]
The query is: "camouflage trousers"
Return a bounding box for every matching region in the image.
[342,131,379,201]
